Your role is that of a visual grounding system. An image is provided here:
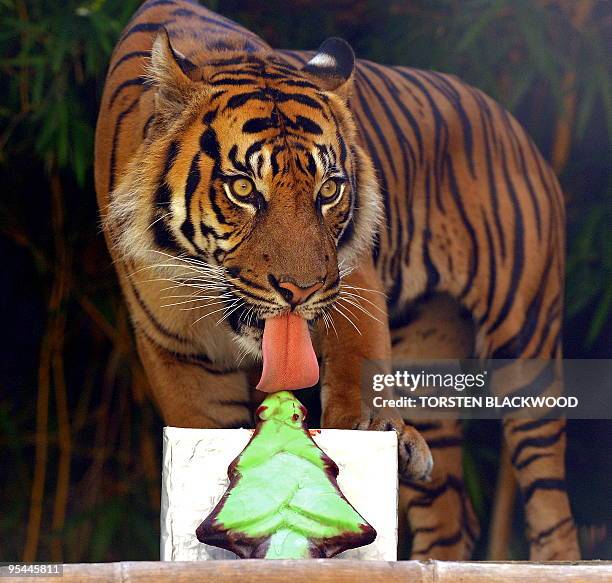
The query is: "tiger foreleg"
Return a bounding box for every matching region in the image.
[399,420,479,560]
[319,260,433,482]
[134,329,253,429]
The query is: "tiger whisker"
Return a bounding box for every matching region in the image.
[247,307,258,327]
[340,283,387,297]
[340,290,387,315]
[337,296,384,325]
[333,303,361,336]
[217,301,245,325]
[327,309,339,338]
[158,283,228,294]
[165,293,234,302]
[191,299,242,326]
[175,300,236,311]
[160,296,236,308]
[240,306,254,325]
[136,269,227,286]
[145,212,173,232]
[128,261,217,277]
[161,293,234,302]
[236,343,254,368]
[320,309,330,334]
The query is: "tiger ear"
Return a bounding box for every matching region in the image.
[149,29,197,115]
[302,38,355,100]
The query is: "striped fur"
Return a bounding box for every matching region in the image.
[95,0,579,559]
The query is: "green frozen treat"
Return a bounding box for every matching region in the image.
[196,391,376,559]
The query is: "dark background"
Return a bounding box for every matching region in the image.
[1,0,611,563]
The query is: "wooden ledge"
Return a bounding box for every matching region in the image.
[4,560,611,582]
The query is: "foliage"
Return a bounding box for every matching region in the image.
[0,0,610,563]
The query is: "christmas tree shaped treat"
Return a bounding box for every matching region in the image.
[196,391,376,559]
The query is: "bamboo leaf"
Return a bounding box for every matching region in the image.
[586,286,612,346]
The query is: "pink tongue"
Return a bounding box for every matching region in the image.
[257,313,319,392]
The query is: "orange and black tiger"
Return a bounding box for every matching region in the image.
[95,0,580,560]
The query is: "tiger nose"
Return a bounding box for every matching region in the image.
[270,275,324,306]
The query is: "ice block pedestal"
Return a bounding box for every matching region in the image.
[160,427,398,561]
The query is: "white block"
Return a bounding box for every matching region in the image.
[160,427,397,561]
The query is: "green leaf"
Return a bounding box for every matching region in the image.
[586,286,612,346]
[463,448,486,519]
[454,0,505,53]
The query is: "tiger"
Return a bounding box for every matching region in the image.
[94,0,580,560]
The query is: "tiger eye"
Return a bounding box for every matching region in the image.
[320,179,338,199]
[231,177,254,197]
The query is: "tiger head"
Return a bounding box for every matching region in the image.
[107,31,381,354]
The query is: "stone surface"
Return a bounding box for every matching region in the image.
[161,427,398,561]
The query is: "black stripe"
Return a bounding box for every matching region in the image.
[510,424,565,467]
[422,164,440,294]
[235,274,269,292]
[109,50,150,77]
[109,97,139,192]
[446,154,479,299]
[515,452,553,471]
[487,141,525,335]
[289,115,322,135]
[132,0,176,20]
[118,21,171,48]
[180,152,202,250]
[502,109,542,241]
[228,145,250,174]
[351,83,391,272]
[412,529,463,556]
[522,478,566,505]
[474,91,507,259]
[479,209,497,325]
[530,295,562,357]
[151,141,181,251]
[405,474,464,507]
[129,280,188,344]
[395,68,449,213]
[278,78,318,89]
[427,71,475,179]
[359,64,416,277]
[242,116,279,134]
[355,71,398,181]
[367,63,424,166]
[511,418,560,433]
[212,77,257,86]
[426,436,462,449]
[226,90,269,110]
[531,517,574,545]
[108,77,146,109]
[491,255,553,358]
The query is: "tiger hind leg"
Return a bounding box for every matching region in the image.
[501,415,579,560]
[391,294,479,559]
[485,321,580,559]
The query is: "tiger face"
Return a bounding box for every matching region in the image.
[107,32,380,355]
